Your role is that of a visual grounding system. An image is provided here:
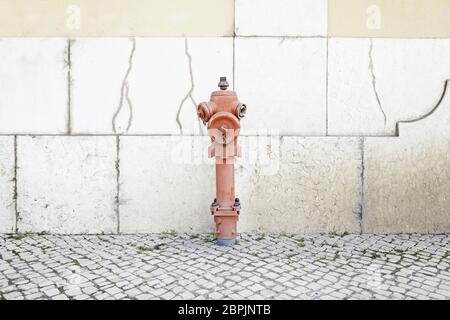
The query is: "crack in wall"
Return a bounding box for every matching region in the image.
[112,38,136,134]
[115,135,120,233]
[65,39,74,135]
[176,37,203,135]
[368,39,387,126]
[358,137,365,234]
[13,136,18,233]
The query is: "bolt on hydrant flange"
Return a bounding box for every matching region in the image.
[197,77,246,246]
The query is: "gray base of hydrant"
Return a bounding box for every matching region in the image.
[216,238,236,246]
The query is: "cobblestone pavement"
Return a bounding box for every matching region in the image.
[0,233,449,300]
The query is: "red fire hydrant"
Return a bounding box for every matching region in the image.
[197,77,246,246]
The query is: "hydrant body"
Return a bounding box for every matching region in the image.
[197,77,246,246]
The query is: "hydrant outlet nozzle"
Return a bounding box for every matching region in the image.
[236,103,247,119]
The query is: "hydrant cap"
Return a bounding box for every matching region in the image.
[218,77,229,90]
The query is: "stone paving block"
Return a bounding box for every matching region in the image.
[235,37,327,135]
[0,38,68,134]
[4,234,445,300]
[235,0,327,36]
[328,38,450,135]
[0,137,15,233]
[71,37,233,135]
[363,80,450,233]
[17,136,117,234]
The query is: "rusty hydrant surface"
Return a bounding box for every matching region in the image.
[197,77,246,246]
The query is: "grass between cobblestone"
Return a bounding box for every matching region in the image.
[0,233,448,300]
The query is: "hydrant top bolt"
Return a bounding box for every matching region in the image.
[218,76,229,90]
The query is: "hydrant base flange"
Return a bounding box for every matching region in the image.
[216,238,236,246]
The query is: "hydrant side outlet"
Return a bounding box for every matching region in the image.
[197,77,244,246]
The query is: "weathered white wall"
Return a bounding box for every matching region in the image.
[119,136,215,233]
[0,0,449,234]
[0,137,15,233]
[16,136,118,234]
[118,136,361,234]
[235,38,327,135]
[328,39,450,135]
[71,38,233,135]
[0,39,68,134]
[237,137,362,234]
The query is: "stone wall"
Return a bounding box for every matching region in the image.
[0,0,448,234]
